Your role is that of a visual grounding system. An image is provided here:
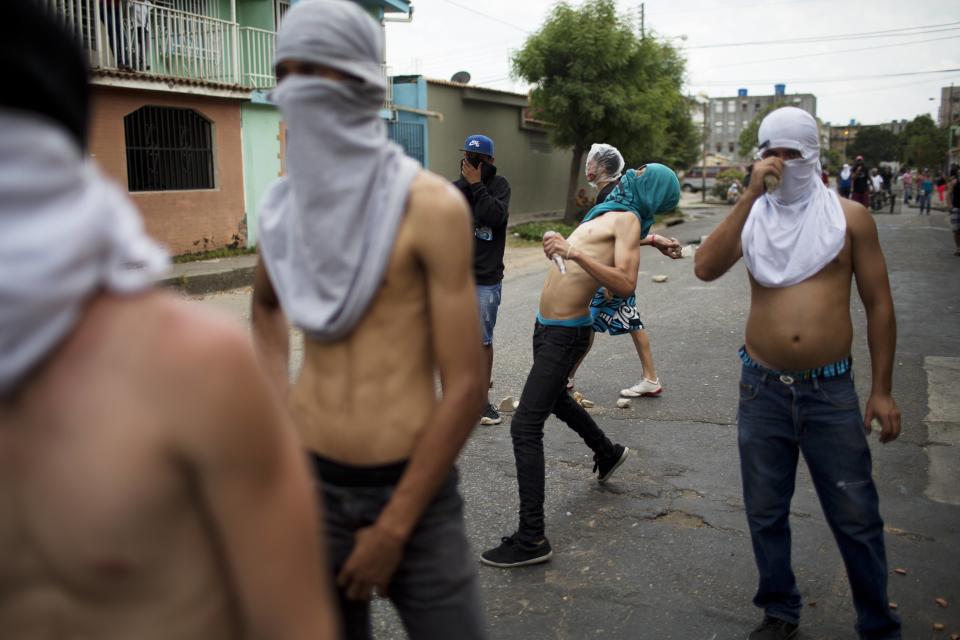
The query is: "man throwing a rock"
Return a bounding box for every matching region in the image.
[481,164,681,568]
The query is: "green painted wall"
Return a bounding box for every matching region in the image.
[236,0,276,29]
[241,103,283,247]
[427,82,587,217]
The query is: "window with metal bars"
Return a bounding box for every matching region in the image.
[124,106,215,192]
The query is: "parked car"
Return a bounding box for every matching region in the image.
[680,165,744,193]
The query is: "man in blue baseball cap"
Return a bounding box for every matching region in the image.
[454,134,511,426]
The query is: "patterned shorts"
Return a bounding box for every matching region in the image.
[590,289,644,335]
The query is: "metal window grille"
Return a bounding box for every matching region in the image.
[124,106,215,191]
[274,0,291,29]
[387,121,426,166]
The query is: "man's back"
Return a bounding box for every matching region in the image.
[0,292,334,640]
[289,171,473,465]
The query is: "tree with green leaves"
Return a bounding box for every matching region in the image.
[846,127,901,165]
[511,0,696,224]
[900,114,949,170]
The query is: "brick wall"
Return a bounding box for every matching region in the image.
[88,85,246,256]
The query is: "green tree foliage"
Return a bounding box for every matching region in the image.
[900,114,949,170]
[711,168,745,200]
[846,127,901,164]
[737,102,787,159]
[511,0,696,223]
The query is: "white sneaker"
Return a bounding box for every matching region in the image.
[619,378,662,398]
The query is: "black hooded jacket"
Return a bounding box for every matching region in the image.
[454,163,511,285]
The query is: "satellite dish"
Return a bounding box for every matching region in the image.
[450,71,471,84]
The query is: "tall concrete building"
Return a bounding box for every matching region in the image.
[706,85,817,162]
[939,85,960,128]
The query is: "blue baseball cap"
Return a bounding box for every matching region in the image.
[460,134,494,157]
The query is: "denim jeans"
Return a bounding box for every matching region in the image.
[317,466,488,640]
[511,322,617,544]
[917,191,932,214]
[737,364,900,639]
[475,282,502,346]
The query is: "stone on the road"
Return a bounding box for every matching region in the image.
[652,275,669,283]
[497,396,517,413]
[616,398,632,409]
[681,245,696,258]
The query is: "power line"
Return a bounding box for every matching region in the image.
[687,21,960,49]
[697,34,960,71]
[437,0,530,34]
[688,67,960,87]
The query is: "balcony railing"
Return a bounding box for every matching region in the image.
[43,0,394,103]
[239,26,275,90]
[44,0,244,86]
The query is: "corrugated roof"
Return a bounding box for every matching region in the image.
[91,68,252,92]
[426,77,529,99]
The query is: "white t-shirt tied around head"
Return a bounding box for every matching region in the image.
[0,109,169,394]
[740,107,846,288]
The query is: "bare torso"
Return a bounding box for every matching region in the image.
[538,211,632,320]
[0,294,240,640]
[289,173,454,466]
[745,201,858,370]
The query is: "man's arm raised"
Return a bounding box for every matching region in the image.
[172,314,339,640]
[335,176,487,602]
[543,213,642,297]
[694,156,782,281]
[847,200,901,443]
[251,258,290,398]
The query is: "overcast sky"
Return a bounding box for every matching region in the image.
[384,0,960,126]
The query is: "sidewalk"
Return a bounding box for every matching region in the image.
[163,202,722,296]
[160,254,257,295]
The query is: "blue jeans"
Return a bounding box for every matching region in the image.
[737,364,900,639]
[917,191,932,214]
[475,283,501,346]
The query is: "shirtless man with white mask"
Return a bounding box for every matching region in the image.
[250,1,489,638]
[481,164,681,568]
[695,107,901,640]
[0,5,337,639]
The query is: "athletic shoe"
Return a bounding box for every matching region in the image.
[747,616,799,640]
[480,534,552,568]
[593,445,629,484]
[480,404,502,426]
[619,378,662,398]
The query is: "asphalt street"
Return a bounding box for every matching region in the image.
[190,204,960,639]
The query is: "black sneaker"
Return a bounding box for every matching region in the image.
[593,445,629,483]
[480,534,552,568]
[480,404,502,426]
[747,616,799,640]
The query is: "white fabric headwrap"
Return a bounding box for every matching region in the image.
[258,0,420,341]
[741,107,846,288]
[0,109,169,394]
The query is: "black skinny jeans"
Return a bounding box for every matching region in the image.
[511,322,616,544]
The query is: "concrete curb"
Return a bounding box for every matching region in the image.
[159,265,255,296]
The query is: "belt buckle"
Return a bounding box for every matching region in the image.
[779,374,795,385]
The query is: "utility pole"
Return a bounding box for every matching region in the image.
[702,100,708,203]
[639,3,645,40]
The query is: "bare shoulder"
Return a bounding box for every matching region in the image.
[123,293,280,454]
[406,169,471,234]
[838,196,876,238]
[133,292,254,373]
[611,211,642,241]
